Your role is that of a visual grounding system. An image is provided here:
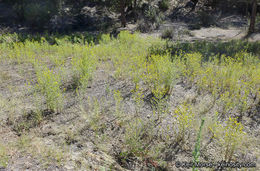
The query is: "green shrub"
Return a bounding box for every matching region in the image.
[210,117,247,161]
[181,53,202,81]
[113,90,123,118]
[174,104,195,143]
[14,0,58,29]
[35,65,64,112]
[195,52,259,115]
[71,45,96,89]
[161,28,174,39]
[0,144,9,168]
[123,118,146,156]
[132,84,144,115]
[122,117,159,162]
[159,0,170,11]
[144,5,164,29]
[143,54,177,99]
[87,97,102,133]
[155,40,260,62]
[197,10,216,27]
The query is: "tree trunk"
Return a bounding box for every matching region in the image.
[133,0,137,22]
[120,0,127,27]
[248,0,257,34]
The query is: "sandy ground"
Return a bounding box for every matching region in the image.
[139,22,260,42]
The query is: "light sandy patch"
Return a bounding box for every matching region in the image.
[191,27,247,40]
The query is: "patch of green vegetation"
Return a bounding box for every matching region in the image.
[71,44,96,89]
[86,97,105,134]
[0,32,95,46]
[159,0,170,11]
[174,103,195,143]
[113,90,123,118]
[144,54,177,99]
[0,31,259,169]
[210,116,247,162]
[0,144,9,168]
[16,135,66,168]
[192,118,205,171]
[161,28,174,39]
[35,64,64,112]
[150,40,260,61]
[12,110,43,135]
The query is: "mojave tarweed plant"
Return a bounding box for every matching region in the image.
[210,116,247,162]
[35,65,64,112]
[132,84,144,115]
[92,31,165,80]
[113,90,123,118]
[182,53,203,82]
[0,31,259,170]
[87,97,102,133]
[185,51,260,116]
[71,44,96,89]
[123,118,147,159]
[174,103,195,143]
[144,54,176,99]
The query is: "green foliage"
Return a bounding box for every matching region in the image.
[195,52,259,115]
[71,44,96,89]
[12,0,58,28]
[24,1,56,28]
[192,118,205,171]
[144,54,177,99]
[174,104,195,142]
[209,117,247,161]
[154,42,260,118]
[123,118,146,157]
[156,40,260,61]
[0,144,9,168]
[87,97,103,133]
[35,65,64,112]
[113,90,123,118]
[0,32,96,48]
[92,31,165,80]
[107,0,133,12]
[144,4,165,27]
[181,53,202,81]
[0,32,259,170]
[161,28,174,39]
[121,116,163,168]
[12,110,43,135]
[158,0,170,11]
[132,84,144,114]
[197,10,216,27]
